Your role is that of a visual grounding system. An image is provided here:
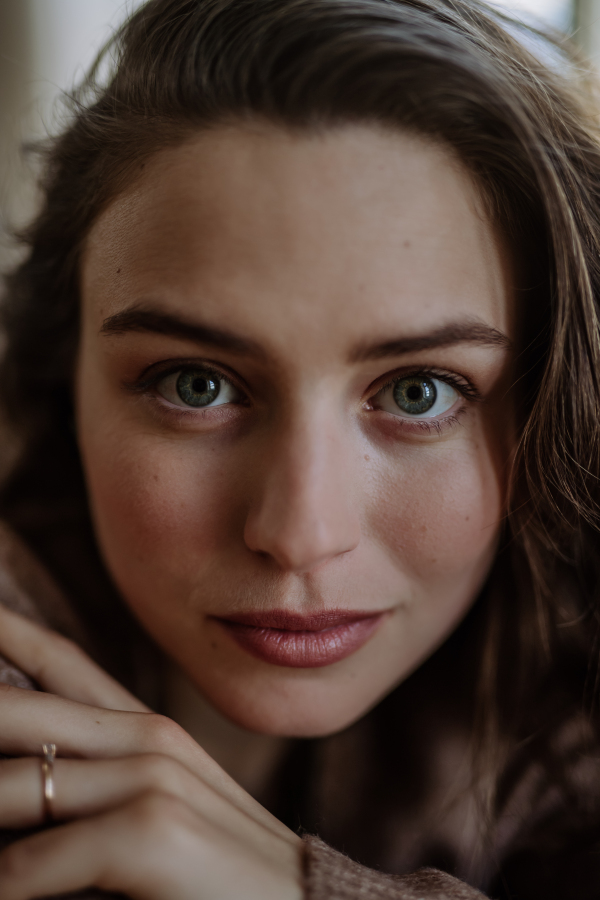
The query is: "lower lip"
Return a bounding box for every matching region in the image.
[217,614,384,668]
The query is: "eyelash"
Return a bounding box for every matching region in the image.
[130,360,241,395]
[125,360,246,426]
[372,368,479,402]
[368,367,479,434]
[129,360,480,432]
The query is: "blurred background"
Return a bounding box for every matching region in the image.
[0,0,597,269]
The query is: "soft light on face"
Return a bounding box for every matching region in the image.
[77,124,515,736]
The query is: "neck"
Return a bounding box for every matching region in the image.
[163,662,290,798]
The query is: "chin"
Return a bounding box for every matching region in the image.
[212,695,366,738]
[190,666,383,738]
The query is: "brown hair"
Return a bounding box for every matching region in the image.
[2,0,600,888]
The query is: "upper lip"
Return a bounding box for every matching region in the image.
[216,609,385,631]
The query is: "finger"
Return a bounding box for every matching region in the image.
[0,754,254,836]
[0,604,148,712]
[0,793,201,900]
[0,793,301,900]
[0,686,293,842]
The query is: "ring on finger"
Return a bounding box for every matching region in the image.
[41,742,57,822]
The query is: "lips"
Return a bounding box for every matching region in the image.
[215,610,385,668]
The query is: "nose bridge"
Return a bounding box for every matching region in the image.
[244,399,361,572]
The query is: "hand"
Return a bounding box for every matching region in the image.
[0,605,303,899]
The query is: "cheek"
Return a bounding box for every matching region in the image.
[370,436,502,584]
[80,419,242,586]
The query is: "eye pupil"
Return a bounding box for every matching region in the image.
[176,370,220,407]
[393,377,437,415]
[192,377,209,394]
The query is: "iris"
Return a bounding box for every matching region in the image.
[393,377,436,415]
[176,370,220,407]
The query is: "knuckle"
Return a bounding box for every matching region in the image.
[128,790,193,839]
[138,753,183,794]
[140,713,186,753]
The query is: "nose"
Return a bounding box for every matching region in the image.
[244,408,361,573]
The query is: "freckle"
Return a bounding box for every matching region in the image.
[403,240,410,248]
[210,642,217,650]
[465,516,470,521]
[96,720,101,725]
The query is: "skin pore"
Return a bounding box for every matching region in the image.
[77,122,515,779]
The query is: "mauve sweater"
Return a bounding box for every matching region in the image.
[0,522,485,899]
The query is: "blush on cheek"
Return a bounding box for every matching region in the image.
[374,443,502,585]
[85,433,241,591]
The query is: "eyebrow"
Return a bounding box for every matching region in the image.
[101,307,263,356]
[101,306,511,360]
[351,320,511,361]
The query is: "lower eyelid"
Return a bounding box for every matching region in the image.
[399,406,466,430]
[373,401,468,436]
[146,392,244,425]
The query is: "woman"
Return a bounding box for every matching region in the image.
[0,0,599,897]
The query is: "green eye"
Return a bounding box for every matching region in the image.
[393,376,436,415]
[175,370,221,407]
[156,366,242,410]
[376,374,459,420]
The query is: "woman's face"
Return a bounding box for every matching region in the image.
[78,124,515,736]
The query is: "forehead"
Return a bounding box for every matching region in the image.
[82,124,513,347]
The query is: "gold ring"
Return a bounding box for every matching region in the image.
[41,743,57,821]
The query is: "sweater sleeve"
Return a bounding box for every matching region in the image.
[302,835,488,900]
